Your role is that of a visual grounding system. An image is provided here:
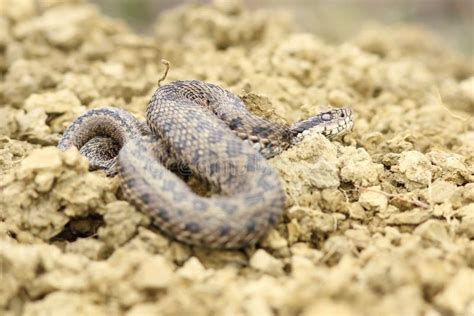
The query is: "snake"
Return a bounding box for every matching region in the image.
[58,80,353,249]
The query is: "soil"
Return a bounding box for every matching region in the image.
[1,0,473,315]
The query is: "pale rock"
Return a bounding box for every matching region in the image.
[386,209,430,225]
[428,179,457,204]
[339,147,381,186]
[132,255,174,289]
[15,108,53,143]
[177,257,210,282]
[0,106,18,137]
[458,215,474,238]
[397,150,433,187]
[349,202,367,219]
[23,292,108,316]
[434,268,474,315]
[308,158,340,189]
[97,201,150,248]
[260,229,288,250]
[413,220,451,247]
[126,303,161,316]
[249,249,284,276]
[16,147,62,179]
[359,186,388,212]
[291,255,316,279]
[244,296,273,316]
[303,299,358,316]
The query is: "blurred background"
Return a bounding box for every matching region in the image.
[92,0,473,54]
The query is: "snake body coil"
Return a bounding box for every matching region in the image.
[59,80,353,248]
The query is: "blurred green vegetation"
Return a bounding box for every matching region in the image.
[92,0,473,54]
[93,0,159,31]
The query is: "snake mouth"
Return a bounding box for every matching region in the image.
[290,107,354,144]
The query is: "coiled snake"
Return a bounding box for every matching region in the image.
[58,80,353,249]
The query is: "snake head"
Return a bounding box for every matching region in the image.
[289,107,354,144]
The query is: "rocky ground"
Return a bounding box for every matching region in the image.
[0,0,473,315]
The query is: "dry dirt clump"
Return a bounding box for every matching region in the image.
[1,0,473,315]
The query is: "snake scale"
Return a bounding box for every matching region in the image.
[58,80,353,249]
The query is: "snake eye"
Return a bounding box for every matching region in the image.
[340,111,345,118]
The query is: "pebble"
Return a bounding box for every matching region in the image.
[177,257,211,282]
[359,185,389,212]
[132,255,174,289]
[249,249,284,276]
[386,209,431,225]
[434,268,474,315]
[397,150,433,188]
[339,147,382,186]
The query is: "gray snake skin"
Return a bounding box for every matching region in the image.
[58,80,353,248]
